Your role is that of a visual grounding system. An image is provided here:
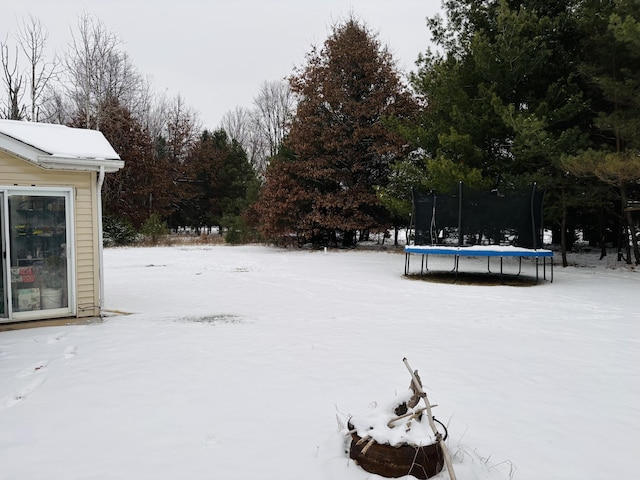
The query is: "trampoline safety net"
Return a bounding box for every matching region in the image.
[412,182,545,249]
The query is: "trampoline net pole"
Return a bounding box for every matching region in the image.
[458,181,463,247]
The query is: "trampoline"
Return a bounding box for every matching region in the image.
[404,245,553,282]
[405,182,554,283]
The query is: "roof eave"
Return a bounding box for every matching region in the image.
[1,131,124,173]
[36,155,124,173]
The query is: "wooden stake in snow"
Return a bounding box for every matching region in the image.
[402,357,457,480]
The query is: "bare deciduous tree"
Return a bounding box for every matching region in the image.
[38,85,72,124]
[17,15,58,121]
[133,75,163,136]
[221,106,265,175]
[221,80,296,178]
[221,106,252,147]
[1,40,26,120]
[165,93,200,165]
[63,13,144,129]
[252,80,296,158]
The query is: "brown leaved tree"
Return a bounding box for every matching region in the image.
[255,17,417,247]
[94,98,172,227]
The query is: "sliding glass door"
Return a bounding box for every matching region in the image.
[1,188,74,321]
[0,193,5,318]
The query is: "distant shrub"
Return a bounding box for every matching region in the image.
[141,213,170,245]
[103,215,139,246]
[223,215,260,245]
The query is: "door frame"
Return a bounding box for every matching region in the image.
[0,186,76,322]
[0,191,6,319]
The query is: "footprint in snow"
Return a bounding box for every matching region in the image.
[4,376,46,408]
[16,360,49,377]
[202,434,220,446]
[47,332,67,344]
[64,346,77,359]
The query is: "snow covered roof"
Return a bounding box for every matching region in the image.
[0,119,124,173]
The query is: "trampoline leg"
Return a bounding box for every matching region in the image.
[543,257,553,283]
[517,257,523,275]
[487,256,492,273]
[454,255,459,280]
[404,253,410,275]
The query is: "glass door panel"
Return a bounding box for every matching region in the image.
[0,192,5,317]
[8,194,68,313]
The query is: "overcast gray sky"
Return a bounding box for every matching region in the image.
[2,0,442,130]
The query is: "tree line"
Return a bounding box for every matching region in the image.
[3,2,640,265]
[1,13,282,242]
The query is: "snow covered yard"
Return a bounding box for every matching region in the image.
[1,245,638,480]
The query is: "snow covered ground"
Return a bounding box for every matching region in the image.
[1,244,638,480]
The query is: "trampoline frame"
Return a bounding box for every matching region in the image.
[404,245,554,282]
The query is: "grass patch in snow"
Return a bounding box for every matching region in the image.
[180,314,243,325]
